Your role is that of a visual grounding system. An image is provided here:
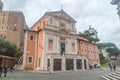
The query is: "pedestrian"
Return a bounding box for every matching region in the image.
[3,65,8,77]
[89,64,93,69]
[108,63,112,71]
[0,65,2,77]
[94,64,97,69]
[48,66,51,74]
[113,64,116,71]
[9,65,14,73]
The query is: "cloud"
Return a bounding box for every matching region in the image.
[3,0,27,10]
[2,0,120,48]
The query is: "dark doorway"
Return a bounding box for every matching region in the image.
[76,59,82,69]
[0,57,3,66]
[47,59,50,70]
[53,59,62,71]
[84,59,87,69]
[66,59,74,70]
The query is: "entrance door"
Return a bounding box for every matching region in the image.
[66,59,74,70]
[76,59,82,69]
[84,59,87,69]
[47,59,50,70]
[60,43,65,55]
[53,59,62,71]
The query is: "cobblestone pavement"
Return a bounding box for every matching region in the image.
[0,68,118,80]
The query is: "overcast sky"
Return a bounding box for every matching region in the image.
[2,0,120,48]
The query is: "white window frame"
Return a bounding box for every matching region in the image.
[38,58,40,68]
[29,34,34,40]
[28,56,33,64]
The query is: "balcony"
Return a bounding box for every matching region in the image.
[46,53,84,59]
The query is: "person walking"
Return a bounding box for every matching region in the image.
[89,64,92,69]
[3,65,8,77]
[0,65,2,77]
[48,66,51,74]
[9,65,14,73]
[108,62,112,71]
[113,64,116,71]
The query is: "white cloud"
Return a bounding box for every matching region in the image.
[2,0,120,48]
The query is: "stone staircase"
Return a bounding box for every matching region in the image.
[14,56,23,70]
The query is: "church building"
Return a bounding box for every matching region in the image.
[23,9,88,71]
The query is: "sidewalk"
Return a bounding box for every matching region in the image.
[24,68,104,73]
[0,68,114,80]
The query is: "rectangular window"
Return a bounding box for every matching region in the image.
[3,13,5,16]
[3,36,6,39]
[38,58,40,67]
[48,40,53,51]
[7,18,9,24]
[6,27,8,30]
[1,26,3,30]
[13,25,17,31]
[30,35,34,40]
[72,43,75,53]
[0,34,2,38]
[2,18,4,24]
[28,57,32,63]
[50,17,53,24]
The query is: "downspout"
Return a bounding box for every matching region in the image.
[23,31,28,69]
[34,32,38,70]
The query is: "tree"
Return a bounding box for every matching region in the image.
[0,39,19,57]
[99,54,107,64]
[106,47,120,56]
[97,43,116,49]
[79,30,99,43]
[97,43,120,56]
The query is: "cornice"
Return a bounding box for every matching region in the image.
[44,27,77,37]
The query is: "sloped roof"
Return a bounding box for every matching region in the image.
[77,35,89,42]
[46,9,76,23]
[32,9,76,28]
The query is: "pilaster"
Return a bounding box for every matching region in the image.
[22,31,28,69]
[82,59,85,70]
[74,59,77,71]
[62,58,66,71]
[50,58,54,72]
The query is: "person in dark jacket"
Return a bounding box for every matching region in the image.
[3,65,8,77]
[108,63,112,71]
[113,64,116,71]
[9,65,14,73]
[48,66,51,74]
[0,65,2,77]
